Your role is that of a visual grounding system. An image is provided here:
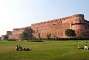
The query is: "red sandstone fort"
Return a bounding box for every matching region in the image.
[1,14,89,40]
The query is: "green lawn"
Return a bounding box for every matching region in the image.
[0,40,89,60]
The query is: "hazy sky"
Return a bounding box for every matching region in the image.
[0,0,89,36]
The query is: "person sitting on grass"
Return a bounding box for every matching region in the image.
[84,44,88,50]
[16,44,23,51]
[23,47,32,51]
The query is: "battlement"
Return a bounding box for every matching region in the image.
[31,14,85,26]
[72,14,84,17]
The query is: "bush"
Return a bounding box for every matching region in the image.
[31,40,44,42]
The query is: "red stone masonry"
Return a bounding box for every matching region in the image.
[31,14,89,38]
[7,14,89,40]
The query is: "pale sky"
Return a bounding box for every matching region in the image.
[0,0,89,36]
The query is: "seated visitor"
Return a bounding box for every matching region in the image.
[84,44,88,50]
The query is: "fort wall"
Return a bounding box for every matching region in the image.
[31,14,89,38]
[6,14,89,40]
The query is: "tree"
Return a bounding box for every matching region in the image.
[21,27,33,40]
[38,33,41,39]
[47,34,51,39]
[65,29,76,38]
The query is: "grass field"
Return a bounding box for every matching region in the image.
[0,40,89,60]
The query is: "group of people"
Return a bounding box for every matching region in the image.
[78,44,89,50]
[16,44,32,51]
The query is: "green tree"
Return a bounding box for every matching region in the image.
[47,34,51,39]
[38,33,40,39]
[65,29,76,38]
[21,27,33,40]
